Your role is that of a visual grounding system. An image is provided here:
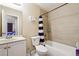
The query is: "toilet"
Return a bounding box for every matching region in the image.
[31,36,48,56]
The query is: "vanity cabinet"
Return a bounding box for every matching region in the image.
[0,40,26,56]
[0,44,7,56]
[8,41,26,56]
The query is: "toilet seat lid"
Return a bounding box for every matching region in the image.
[36,45,48,52]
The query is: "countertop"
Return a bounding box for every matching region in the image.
[0,36,26,45]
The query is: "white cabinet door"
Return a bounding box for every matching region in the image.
[8,41,26,56]
[0,44,7,56]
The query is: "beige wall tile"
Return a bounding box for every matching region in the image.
[48,4,79,47]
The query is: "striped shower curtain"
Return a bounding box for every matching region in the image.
[38,16,45,45]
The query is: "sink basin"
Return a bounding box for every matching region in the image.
[0,37,7,41]
[0,36,26,45]
[12,36,25,40]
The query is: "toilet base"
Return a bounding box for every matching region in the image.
[34,53,39,56]
[33,52,47,56]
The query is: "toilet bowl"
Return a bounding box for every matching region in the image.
[35,45,48,56]
[31,36,48,56]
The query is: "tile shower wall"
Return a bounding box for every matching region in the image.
[40,9,51,41]
[48,4,79,47]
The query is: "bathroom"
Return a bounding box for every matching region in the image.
[0,3,79,56]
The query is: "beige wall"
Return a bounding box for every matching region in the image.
[48,4,79,47]
[0,15,2,36]
[22,4,50,52]
[22,3,41,51]
[0,6,2,36]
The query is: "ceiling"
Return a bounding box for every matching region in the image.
[0,3,64,12]
[36,3,64,11]
[0,3,23,12]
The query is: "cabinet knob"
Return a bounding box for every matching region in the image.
[8,46,11,48]
[4,46,11,49]
[4,47,7,49]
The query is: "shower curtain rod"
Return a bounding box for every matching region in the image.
[41,3,68,16]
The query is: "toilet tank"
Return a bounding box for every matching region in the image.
[31,36,40,46]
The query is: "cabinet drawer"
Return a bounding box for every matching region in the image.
[8,40,26,46]
[0,44,7,49]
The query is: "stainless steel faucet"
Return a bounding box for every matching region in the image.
[6,35,12,39]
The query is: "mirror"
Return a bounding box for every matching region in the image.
[6,15,18,36]
[2,11,19,37]
[0,5,22,37]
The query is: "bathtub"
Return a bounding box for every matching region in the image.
[45,41,76,56]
